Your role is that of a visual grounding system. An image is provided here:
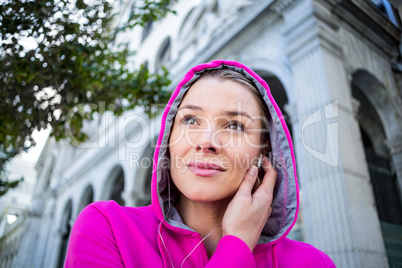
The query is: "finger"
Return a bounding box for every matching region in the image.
[267,204,273,217]
[261,155,273,173]
[236,165,258,196]
[254,157,277,197]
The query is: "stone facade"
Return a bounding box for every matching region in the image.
[2,0,402,267]
[0,157,36,268]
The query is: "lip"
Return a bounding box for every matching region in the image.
[187,161,226,177]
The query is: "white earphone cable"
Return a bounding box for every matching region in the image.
[158,166,221,268]
[158,172,175,268]
[180,225,222,268]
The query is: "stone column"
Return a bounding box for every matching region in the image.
[32,196,56,268]
[14,201,44,268]
[283,1,387,267]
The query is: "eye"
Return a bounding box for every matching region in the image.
[182,115,198,125]
[226,121,245,131]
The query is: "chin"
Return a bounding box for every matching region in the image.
[182,189,236,203]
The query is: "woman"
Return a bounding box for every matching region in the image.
[65,60,335,267]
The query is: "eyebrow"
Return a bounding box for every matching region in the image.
[178,104,255,121]
[178,104,203,111]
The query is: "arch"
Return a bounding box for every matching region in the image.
[133,137,158,206]
[177,6,197,42]
[155,37,172,72]
[56,199,72,268]
[352,68,402,199]
[352,83,387,156]
[352,69,402,138]
[176,2,217,43]
[176,4,211,55]
[352,73,402,222]
[253,69,292,137]
[141,20,153,43]
[77,184,94,216]
[241,58,293,102]
[352,69,402,266]
[101,165,125,206]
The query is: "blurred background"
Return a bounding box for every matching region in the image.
[1,0,402,267]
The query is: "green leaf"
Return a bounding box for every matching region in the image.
[0,0,175,195]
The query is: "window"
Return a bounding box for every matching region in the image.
[155,37,171,72]
[370,0,400,27]
[141,20,154,43]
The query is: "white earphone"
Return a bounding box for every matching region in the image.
[257,154,263,168]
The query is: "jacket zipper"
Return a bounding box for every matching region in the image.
[271,244,277,268]
[199,236,210,263]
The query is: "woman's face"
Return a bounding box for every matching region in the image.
[169,77,264,203]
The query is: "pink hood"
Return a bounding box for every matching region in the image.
[152,60,299,246]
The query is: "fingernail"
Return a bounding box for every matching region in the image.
[250,165,258,177]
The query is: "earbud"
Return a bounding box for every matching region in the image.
[257,154,263,168]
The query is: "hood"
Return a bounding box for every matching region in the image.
[151,60,299,245]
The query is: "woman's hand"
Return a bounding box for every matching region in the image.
[221,156,277,252]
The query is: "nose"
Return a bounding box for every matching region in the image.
[195,143,220,154]
[193,128,221,154]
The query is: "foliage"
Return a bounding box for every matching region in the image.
[0,0,175,196]
[0,147,23,197]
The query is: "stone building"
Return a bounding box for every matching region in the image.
[0,156,37,268]
[2,0,402,267]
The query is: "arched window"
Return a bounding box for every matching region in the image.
[110,174,125,206]
[255,72,292,139]
[178,7,197,42]
[352,69,402,266]
[141,20,154,43]
[134,140,155,207]
[155,37,171,72]
[102,165,125,206]
[57,200,72,268]
[352,78,402,223]
[77,185,94,214]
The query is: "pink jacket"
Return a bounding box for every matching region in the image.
[65,60,336,267]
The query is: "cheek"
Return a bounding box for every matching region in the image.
[169,148,186,175]
[168,151,186,195]
[243,134,263,152]
[169,123,190,158]
[227,138,260,170]
[169,124,184,149]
